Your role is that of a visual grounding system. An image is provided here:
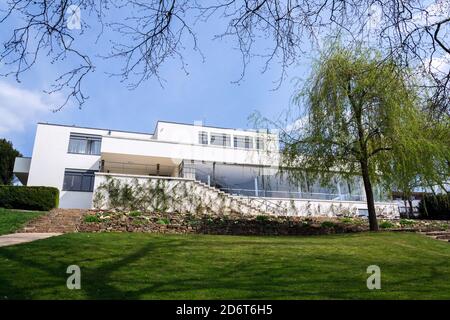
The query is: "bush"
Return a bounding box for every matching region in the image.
[0,186,59,211]
[84,215,100,223]
[418,194,450,220]
[256,215,269,222]
[129,211,141,217]
[321,221,336,228]
[379,221,395,229]
[399,219,416,227]
[157,218,170,225]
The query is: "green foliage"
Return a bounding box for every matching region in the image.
[321,221,336,228]
[84,215,100,223]
[282,44,449,230]
[379,221,395,229]
[418,194,450,219]
[255,215,269,222]
[129,211,141,217]
[0,186,59,211]
[399,219,416,227]
[0,208,45,235]
[93,177,212,215]
[339,217,354,224]
[0,139,22,185]
[157,218,170,225]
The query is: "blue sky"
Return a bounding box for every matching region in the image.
[0,4,312,156]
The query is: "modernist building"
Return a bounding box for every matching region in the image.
[13,121,398,216]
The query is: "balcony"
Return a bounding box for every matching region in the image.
[100,135,278,167]
[13,157,31,185]
[99,160,177,177]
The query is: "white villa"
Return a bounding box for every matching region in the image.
[13,121,399,217]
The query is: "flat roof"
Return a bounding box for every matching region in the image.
[37,120,273,136]
[155,120,271,134]
[37,122,154,136]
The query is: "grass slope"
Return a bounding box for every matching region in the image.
[0,232,449,299]
[0,208,45,235]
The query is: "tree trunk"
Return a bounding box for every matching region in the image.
[360,160,379,231]
[408,198,414,217]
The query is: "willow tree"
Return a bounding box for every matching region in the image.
[283,47,449,231]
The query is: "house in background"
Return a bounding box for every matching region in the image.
[14,121,399,217]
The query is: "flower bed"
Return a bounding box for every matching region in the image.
[78,211,450,235]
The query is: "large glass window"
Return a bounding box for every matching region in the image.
[255,137,265,150]
[63,170,96,192]
[233,135,253,149]
[68,133,102,155]
[210,133,231,147]
[198,131,208,145]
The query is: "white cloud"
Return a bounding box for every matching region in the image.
[429,54,450,75]
[0,81,64,134]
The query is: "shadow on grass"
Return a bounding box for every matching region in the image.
[0,233,449,299]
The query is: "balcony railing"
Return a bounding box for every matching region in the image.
[219,187,363,201]
[99,160,175,176]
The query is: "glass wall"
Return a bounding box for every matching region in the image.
[188,161,385,201]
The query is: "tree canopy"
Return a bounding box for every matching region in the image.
[281,46,449,230]
[0,139,22,185]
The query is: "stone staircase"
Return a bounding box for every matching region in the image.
[20,209,85,233]
[420,231,450,243]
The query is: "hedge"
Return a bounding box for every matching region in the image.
[418,193,450,220]
[0,186,59,211]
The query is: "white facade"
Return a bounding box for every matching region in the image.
[14,121,399,217]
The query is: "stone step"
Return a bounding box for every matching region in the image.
[425,231,450,236]
[435,234,450,240]
[20,209,85,233]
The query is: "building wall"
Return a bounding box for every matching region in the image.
[27,124,108,208]
[101,136,279,167]
[154,121,278,150]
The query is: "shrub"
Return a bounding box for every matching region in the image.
[129,211,141,217]
[84,215,100,223]
[0,186,59,211]
[157,218,170,225]
[321,221,336,228]
[256,215,269,222]
[379,221,395,229]
[339,217,354,224]
[418,194,450,219]
[399,219,415,227]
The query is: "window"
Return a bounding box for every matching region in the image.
[358,209,369,217]
[198,131,208,145]
[210,133,231,147]
[68,133,102,155]
[233,135,253,149]
[63,170,96,192]
[255,137,265,150]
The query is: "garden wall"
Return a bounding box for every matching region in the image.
[92,173,400,219]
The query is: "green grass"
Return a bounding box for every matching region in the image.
[0,232,449,299]
[0,208,46,235]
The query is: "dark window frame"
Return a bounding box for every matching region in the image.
[68,133,102,155]
[210,133,231,147]
[198,131,208,145]
[255,137,265,150]
[233,135,253,149]
[63,169,97,192]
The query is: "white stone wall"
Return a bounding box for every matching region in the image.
[93,173,400,219]
[240,197,400,219]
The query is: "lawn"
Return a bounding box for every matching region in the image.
[0,208,45,235]
[0,232,449,299]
